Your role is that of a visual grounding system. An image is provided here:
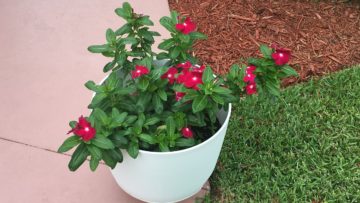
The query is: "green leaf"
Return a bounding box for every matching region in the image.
[88,44,112,53]
[94,108,108,125]
[115,24,132,35]
[102,150,117,169]
[212,86,232,95]
[106,28,116,44]
[139,134,156,144]
[127,141,139,159]
[109,148,123,162]
[157,89,167,101]
[170,47,180,59]
[281,65,298,77]
[124,115,137,125]
[137,77,149,91]
[116,53,127,67]
[144,117,160,126]
[152,95,163,114]
[158,39,175,50]
[69,121,77,128]
[115,86,136,95]
[159,16,176,32]
[137,16,154,26]
[87,145,102,159]
[110,132,128,147]
[85,81,101,92]
[122,2,132,17]
[202,67,214,84]
[211,93,225,105]
[170,11,179,24]
[115,8,129,19]
[189,32,207,40]
[156,52,169,60]
[159,143,170,152]
[166,116,176,136]
[260,44,273,59]
[68,143,89,171]
[121,37,138,45]
[111,109,128,127]
[58,135,81,153]
[92,136,114,149]
[176,138,196,147]
[179,34,190,43]
[89,156,100,171]
[103,61,116,73]
[248,57,261,66]
[91,93,107,107]
[192,95,208,113]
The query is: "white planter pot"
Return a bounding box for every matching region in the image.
[110,105,232,203]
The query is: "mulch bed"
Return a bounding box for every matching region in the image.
[168,0,360,85]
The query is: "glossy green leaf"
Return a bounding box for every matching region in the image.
[92,136,114,149]
[58,135,81,153]
[139,134,156,144]
[192,95,208,113]
[260,44,273,59]
[158,39,175,50]
[202,67,214,84]
[166,116,175,136]
[127,141,139,159]
[106,28,116,44]
[157,89,167,101]
[88,44,112,53]
[102,150,117,169]
[137,77,149,91]
[159,16,176,32]
[68,143,89,171]
[103,61,116,73]
[87,145,102,159]
[89,156,100,171]
[137,16,154,26]
[169,47,180,59]
[115,24,132,35]
[94,108,108,125]
[189,31,207,39]
[176,138,196,147]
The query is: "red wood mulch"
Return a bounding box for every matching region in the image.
[168,0,360,85]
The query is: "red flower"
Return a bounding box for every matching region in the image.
[245,83,257,95]
[243,72,256,83]
[271,48,291,66]
[161,67,178,84]
[175,17,196,34]
[192,65,205,73]
[176,61,192,69]
[177,70,203,90]
[175,92,186,101]
[68,116,96,141]
[131,65,150,79]
[245,65,256,74]
[181,127,193,138]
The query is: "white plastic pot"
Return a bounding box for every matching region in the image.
[111,105,232,203]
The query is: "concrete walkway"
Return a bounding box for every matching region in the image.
[0,0,208,202]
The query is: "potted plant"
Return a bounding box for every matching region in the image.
[58,2,297,203]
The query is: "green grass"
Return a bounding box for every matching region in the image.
[211,66,360,202]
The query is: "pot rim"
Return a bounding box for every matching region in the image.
[138,103,232,156]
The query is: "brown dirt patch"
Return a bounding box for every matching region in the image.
[168,0,360,85]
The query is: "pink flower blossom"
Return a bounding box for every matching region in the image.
[192,65,205,73]
[175,17,196,34]
[176,61,192,69]
[175,92,185,101]
[271,48,291,66]
[245,65,256,74]
[245,83,257,95]
[161,67,178,84]
[131,65,149,79]
[181,127,193,138]
[177,69,203,90]
[243,72,256,83]
[68,116,96,141]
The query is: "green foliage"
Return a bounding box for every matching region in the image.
[61,3,299,172]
